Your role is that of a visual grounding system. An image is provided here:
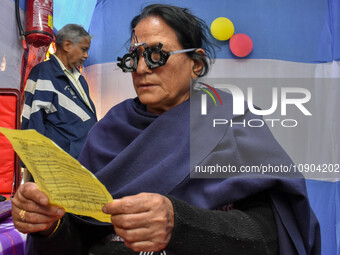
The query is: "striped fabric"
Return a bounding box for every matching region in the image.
[0,201,26,255]
[21,55,97,159]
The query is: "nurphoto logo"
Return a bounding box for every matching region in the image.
[199,82,312,128]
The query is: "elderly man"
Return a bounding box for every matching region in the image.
[22,24,97,163]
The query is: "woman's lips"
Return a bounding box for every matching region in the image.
[138,84,157,90]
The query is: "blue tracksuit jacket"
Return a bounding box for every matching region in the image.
[22,55,97,159]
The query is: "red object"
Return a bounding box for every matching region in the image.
[229,33,253,57]
[20,45,49,95]
[0,89,21,197]
[25,0,53,47]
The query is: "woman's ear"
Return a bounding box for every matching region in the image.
[191,48,206,79]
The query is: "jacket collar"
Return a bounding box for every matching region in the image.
[49,55,69,78]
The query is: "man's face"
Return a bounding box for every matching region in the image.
[66,37,90,70]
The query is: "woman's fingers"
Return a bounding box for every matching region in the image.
[103,193,174,252]
[12,182,65,234]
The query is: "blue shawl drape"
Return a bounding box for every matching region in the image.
[79,90,320,255]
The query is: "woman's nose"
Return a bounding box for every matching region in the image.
[136,55,152,74]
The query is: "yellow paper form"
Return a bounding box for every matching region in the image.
[0,127,113,223]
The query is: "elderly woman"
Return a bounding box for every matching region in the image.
[12,4,320,255]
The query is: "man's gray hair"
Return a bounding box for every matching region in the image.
[55,24,92,48]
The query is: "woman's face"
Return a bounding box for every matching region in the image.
[131,16,196,114]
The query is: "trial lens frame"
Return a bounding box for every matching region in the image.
[117,42,196,72]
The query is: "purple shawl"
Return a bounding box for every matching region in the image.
[79,91,320,255]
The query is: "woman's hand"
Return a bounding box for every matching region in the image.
[12,182,65,235]
[102,192,174,252]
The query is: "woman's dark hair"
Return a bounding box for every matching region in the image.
[131,4,216,77]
